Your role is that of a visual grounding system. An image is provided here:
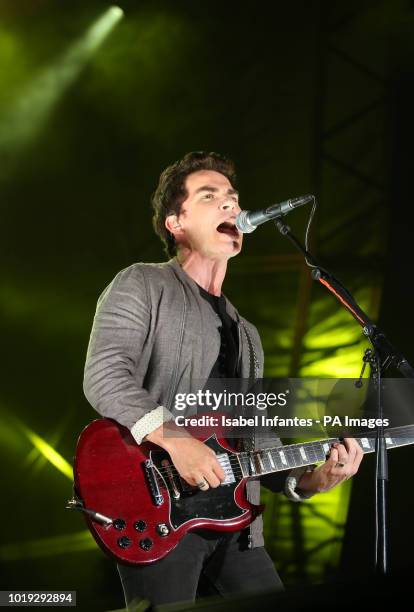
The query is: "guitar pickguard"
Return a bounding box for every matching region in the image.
[150,436,247,530]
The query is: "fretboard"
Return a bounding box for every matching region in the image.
[238,425,414,478]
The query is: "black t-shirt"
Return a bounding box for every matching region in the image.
[197,285,239,378]
[197,285,254,546]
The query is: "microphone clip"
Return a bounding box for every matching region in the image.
[274,217,290,235]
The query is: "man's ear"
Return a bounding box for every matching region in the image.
[165,214,182,237]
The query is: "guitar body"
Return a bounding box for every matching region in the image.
[74,418,263,565]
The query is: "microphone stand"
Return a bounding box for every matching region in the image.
[274,216,414,575]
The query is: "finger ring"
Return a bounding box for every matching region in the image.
[196,479,208,489]
[335,462,346,468]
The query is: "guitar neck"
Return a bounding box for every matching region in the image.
[238,425,414,478]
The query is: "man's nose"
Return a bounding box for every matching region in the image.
[220,199,240,212]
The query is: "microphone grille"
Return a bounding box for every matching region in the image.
[235,210,256,234]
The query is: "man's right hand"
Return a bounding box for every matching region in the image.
[145,422,225,490]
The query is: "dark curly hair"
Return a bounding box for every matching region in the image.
[151,151,237,258]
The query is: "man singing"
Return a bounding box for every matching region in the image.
[83,151,363,609]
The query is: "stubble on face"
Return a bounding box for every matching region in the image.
[176,170,242,260]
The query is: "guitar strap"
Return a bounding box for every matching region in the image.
[237,322,259,453]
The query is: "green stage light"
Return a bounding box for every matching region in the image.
[80,6,124,55]
[0,6,124,163]
[0,530,95,561]
[109,6,124,20]
[2,406,75,487]
[19,424,73,480]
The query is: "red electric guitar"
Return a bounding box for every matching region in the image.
[69,418,414,565]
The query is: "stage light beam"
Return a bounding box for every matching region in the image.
[0,530,96,561]
[20,424,73,480]
[0,6,124,162]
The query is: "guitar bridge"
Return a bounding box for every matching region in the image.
[161,459,181,499]
[144,459,164,506]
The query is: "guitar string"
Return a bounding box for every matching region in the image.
[154,440,411,488]
[154,429,414,474]
[154,450,323,477]
[155,431,414,469]
[152,424,414,474]
[152,433,414,481]
[156,446,356,483]
[153,437,412,485]
[154,448,325,478]
[154,432,414,480]
[155,447,358,480]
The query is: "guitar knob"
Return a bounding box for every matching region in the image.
[156,523,170,537]
[117,536,132,549]
[134,520,147,532]
[139,538,153,551]
[113,519,126,531]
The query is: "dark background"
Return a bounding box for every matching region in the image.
[1,1,413,610]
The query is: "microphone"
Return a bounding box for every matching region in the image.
[235,194,314,233]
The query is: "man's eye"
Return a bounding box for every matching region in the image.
[204,193,214,199]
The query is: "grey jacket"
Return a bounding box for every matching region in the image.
[83,258,307,548]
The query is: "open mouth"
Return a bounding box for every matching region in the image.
[216,221,239,239]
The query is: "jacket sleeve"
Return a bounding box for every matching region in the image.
[83,265,174,443]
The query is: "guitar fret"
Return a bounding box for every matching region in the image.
[299,446,307,461]
[295,447,305,465]
[315,445,327,462]
[239,454,250,477]
[305,446,315,462]
[284,447,294,468]
[290,447,302,468]
[270,448,284,471]
[260,450,271,473]
[249,455,256,475]
[314,447,324,462]
[278,449,288,467]
[237,426,414,480]
[266,449,275,470]
[257,451,266,473]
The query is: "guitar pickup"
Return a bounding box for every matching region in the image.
[217,453,236,483]
[144,459,164,506]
